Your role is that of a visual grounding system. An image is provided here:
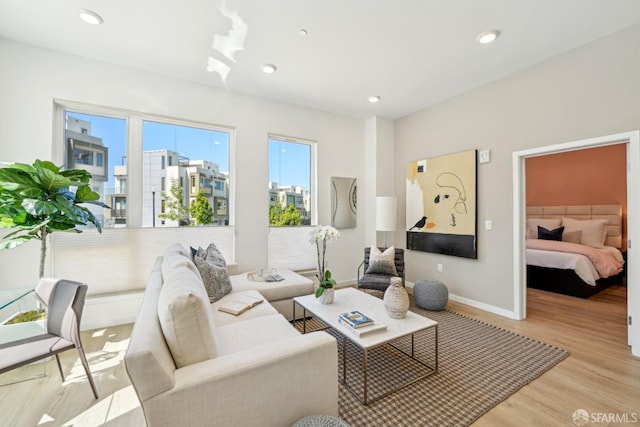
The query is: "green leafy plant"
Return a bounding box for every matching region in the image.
[159,178,189,225]
[269,203,301,226]
[190,189,213,225]
[0,160,109,278]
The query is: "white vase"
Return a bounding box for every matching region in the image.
[383,277,409,318]
[318,288,334,304]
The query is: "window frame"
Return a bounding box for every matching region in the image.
[268,133,317,227]
[53,99,236,228]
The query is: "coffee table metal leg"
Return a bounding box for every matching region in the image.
[363,348,369,405]
[411,333,415,357]
[435,324,438,372]
[300,306,308,334]
[342,336,347,385]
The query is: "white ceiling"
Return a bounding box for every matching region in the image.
[2,0,640,119]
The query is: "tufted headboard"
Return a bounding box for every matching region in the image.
[526,204,622,249]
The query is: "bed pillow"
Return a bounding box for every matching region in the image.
[366,246,398,276]
[561,217,608,248]
[537,226,564,241]
[562,230,581,244]
[526,218,562,239]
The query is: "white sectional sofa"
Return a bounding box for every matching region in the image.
[125,244,338,427]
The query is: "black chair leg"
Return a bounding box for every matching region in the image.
[76,346,98,399]
[55,354,65,381]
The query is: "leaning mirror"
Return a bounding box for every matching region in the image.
[331,177,357,229]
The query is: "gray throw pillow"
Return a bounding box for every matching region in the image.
[193,243,231,302]
[366,246,398,276]
[195,243,226,267]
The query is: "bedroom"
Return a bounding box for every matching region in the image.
[524,143,627,333]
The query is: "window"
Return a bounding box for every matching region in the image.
[142,120,230,227]
[268,136,314,226]
[57,103,232,229]
[64,111,125,227]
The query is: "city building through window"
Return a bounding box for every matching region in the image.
[61,105,231,228]
[268,137,314,226]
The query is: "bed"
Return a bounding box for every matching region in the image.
[526,204,625,298]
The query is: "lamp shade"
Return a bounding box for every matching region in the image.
[376,196,397,232]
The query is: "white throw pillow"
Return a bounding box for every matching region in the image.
[366,246,398,276]
[158,265,218,368]
[561,217,608,248]
[526,218,562,239]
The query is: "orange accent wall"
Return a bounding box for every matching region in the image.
[526,143,627,248]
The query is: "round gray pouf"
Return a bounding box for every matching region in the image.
[292,415,350,427]
[413,280,448,311]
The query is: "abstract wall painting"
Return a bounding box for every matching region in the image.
[331,176,357,229]
[406,149,477,258]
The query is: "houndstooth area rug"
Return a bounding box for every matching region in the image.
[294,299,569,427]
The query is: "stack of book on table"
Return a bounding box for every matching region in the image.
[338,310,387,337]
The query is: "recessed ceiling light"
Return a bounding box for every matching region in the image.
[368,95,381,103]
[262,64,277,74]
[79,9,103,25]
[477,30,500,44]
[298,29,308,37]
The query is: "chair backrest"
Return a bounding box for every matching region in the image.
[35,278,87,345]
[363,247,405,278]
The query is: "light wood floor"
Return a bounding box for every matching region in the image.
[0,286,637,427]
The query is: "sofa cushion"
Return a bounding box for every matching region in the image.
[158,264,218,368]
[215,313,300,356]
[211,290,280,327]
[229,269,314,302]
[194,244,232,303]
[162,243,202,282]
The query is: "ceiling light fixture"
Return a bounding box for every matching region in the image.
[262,64,277,74]
[477,30,500,44]
[368,95,381,103]
[79,9,103,25]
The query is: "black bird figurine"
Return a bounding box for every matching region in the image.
[409,216,427,231]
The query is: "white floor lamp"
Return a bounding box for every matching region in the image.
[376,196,396,248]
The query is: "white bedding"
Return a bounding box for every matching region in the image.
[527,249,599,286]
[526,245,623,286]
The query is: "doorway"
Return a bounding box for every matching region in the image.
[512,130,639,357]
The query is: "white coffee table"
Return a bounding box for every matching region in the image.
[293,287,438,405]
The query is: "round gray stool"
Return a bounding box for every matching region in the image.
[292,415,350,427]
[413,280,448,311]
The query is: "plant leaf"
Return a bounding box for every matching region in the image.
[33,166,72,193]
[0,235,34,249]
[75,185,100,202]
[315,287,325,298]
[0,169,39,191]
[60,168,91,184]
[22,199,58,216]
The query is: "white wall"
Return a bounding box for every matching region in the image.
[0,39,365,291]
[395,22,640,313]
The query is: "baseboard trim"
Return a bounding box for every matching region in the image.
[448,293,518,319]
[406,280,517,319]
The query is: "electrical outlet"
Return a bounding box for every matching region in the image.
[437,263,443,273]
[479,150,491,163]
[485,220,492,230]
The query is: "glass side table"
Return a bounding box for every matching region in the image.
[0,288,48,385]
